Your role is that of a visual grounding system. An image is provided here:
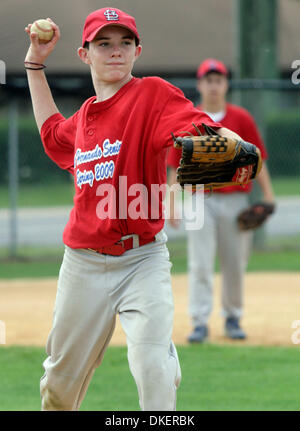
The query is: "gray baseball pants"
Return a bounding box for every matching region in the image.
[40,230,181,411]
[187,193,252,327]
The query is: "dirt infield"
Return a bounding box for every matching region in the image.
[0,272,299,347]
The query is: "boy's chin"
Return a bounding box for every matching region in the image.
[103,71,129,83]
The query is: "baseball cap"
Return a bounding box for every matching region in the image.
[82,8,140,47]
[197,58,228,79]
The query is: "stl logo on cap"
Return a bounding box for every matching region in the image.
[104,9,119,21]
[209,60,218,69]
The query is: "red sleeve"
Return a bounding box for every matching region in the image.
[167,105,268,169]
[40,111,78,174]
[167,145,182,169]
[153,83,222,152]
[239,110,268,160]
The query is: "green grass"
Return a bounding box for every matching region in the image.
[0,246,65,279]
[266,234,300,250]
[246,250,300,272]
[0,260,63,279]
[0,345,299,411]
[1,239,299,279]
[272,177,299,197]
[168,239,300,275]
[0,176,298,209]
[0,182,74,208]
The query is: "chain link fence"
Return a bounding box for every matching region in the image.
[1,78,300,255]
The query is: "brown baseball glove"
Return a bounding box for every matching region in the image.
[237,202,276,230]
[172,123,262,191]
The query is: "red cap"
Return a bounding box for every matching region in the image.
[197,58,228,79]
[82,8,140,47]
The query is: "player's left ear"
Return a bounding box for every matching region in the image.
[133,45,142,62]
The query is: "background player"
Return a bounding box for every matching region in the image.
[24,10,246,410]
[168,58,275,343]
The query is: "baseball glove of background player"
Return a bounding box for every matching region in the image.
[172,123,262,191]
[237,202,276,230]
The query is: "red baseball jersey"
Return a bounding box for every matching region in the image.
[40,77,222,248]
[167,102,268,194]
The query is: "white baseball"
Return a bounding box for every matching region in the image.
[30,19,54,44]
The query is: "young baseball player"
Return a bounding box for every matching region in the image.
[25,10,246,411]
[168,59,274,343]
